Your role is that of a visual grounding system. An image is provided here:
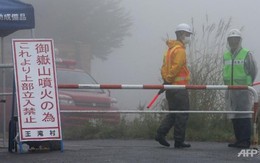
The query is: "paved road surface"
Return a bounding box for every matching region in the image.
[1,140,260,163]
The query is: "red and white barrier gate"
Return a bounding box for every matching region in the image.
[58,84,259,148]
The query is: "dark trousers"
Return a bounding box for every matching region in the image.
[157,89,189,143]
[232,118,251,143]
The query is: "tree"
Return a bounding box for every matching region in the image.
[188,17,232,112]
[24,0,132,60]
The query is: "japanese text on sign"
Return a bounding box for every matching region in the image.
[12,39,62,141]
[0,13,27,21]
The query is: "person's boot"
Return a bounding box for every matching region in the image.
[174,141,191,148]
[155,134,170,147]
[236,141,250,149]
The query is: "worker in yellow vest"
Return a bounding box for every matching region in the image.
[155,23,192,148]
[223,29,258,148]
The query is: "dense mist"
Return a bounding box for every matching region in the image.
[12,0,260,110]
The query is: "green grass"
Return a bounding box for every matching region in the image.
[62,113,260,143]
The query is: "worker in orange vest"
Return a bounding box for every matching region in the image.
[155,23,192,148]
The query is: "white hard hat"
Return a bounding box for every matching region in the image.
[175,23,193,34]
[227,29,241,38]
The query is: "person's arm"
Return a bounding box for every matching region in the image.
[161,51,168,82]
[245,51,258,82]
[166,48,186,82]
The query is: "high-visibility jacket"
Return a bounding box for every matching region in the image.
[161,40,190,85]
[223,48,252,85]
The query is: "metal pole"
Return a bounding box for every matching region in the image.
[0,64,13,68]
[31,28,35,38]
[57,84,259,147]
[0,37,3,147]
[1,36,6,147]
[60,110,254,114]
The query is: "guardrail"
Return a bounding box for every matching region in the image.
[58,84,259,148]
[0,64,14,147]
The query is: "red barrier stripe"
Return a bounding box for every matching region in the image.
[100,84,122,89]
[253,82,260,86]
[147,94,160,109]
[57,84,253,90]
[227,85,248,90]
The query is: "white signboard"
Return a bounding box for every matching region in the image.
[12,39,62,142]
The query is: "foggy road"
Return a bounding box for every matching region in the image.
[1,1,260,162]
[1,140,259,163]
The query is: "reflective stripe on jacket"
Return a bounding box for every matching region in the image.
[223,48,252,85]
[161,40,190,85]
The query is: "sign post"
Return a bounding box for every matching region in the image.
[12,39,62,152]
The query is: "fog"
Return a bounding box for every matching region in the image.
[91,0,260,110]
[13,0,260,111]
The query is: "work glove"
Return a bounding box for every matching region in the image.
[163,81,171,85]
